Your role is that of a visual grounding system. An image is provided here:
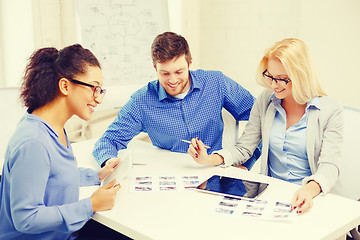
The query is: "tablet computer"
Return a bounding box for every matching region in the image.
[194,175,269,199]
[101,151,132,186]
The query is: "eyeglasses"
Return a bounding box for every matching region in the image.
[69,79,106,98]
[262,69,291,85]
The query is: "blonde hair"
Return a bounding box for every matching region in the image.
[256,38,326,104]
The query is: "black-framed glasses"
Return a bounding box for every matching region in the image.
[69,79,106,98]
[262,69,291,85]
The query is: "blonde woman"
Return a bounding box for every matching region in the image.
[187,38,344,213]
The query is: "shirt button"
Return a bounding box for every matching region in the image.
[187,122,190,124]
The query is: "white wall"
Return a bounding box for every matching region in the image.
[0,0,34,87]
[0,87,26,164]
[0,0,79,88]
[182,0,360,108]
[298,0,360,108]
[167,0,182,34]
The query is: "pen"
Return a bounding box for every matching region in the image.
[180,139,211,149]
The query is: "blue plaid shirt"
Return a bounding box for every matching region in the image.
[93,69,260,168]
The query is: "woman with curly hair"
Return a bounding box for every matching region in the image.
[0,44,121,240]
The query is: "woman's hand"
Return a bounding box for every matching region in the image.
[187,138,209,164]
[187,137,224,166]
[291,180,321,214]
[98,157,120,182]
[90,179,121,212]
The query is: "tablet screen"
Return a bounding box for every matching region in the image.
[195,175,269,199]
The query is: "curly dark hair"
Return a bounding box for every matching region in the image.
[151,32,192,65]
[20,44,100,113]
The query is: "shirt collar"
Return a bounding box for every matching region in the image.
[306,96,320,111]
[158,83,169,101]
[157,70,200,101]
[189,70,201,90]
[269,92,281,106]
[26,111,59,137]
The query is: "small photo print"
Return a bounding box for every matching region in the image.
[135,186,152,191]
[160,186,177,191]
[223,196,242,202]
[159,181,176,185]
[183,180,200,185]
[159,176,175,180]
[248,199,268,205]
[275,202,291,208]
[273,214,290,219]
[137,181,152,185]
[246,204,264,211]
[242,211,262,217]
[274,208,291,213]
[136,176,152,181]
[219,201,238,208]
[182,176,199,180]
[216,208,234,214]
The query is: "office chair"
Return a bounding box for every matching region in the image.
[330,106,360,200]
[330,107,360,240]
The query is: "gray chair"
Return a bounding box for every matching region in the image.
[330,106,360,239]
[331,106,360,200]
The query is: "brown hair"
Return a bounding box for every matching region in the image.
[151,32,192,65]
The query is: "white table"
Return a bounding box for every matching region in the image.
[73,139,360,240]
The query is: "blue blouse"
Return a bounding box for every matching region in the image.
[268,95,320,185]
[0,113,100,240]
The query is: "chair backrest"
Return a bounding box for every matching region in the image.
[0,87,26,172]
[330,106,360,200]
[221,108,240,149]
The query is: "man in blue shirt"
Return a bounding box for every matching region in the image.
[93,32,261,168]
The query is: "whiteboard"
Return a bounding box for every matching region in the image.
[74,0,170,87]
